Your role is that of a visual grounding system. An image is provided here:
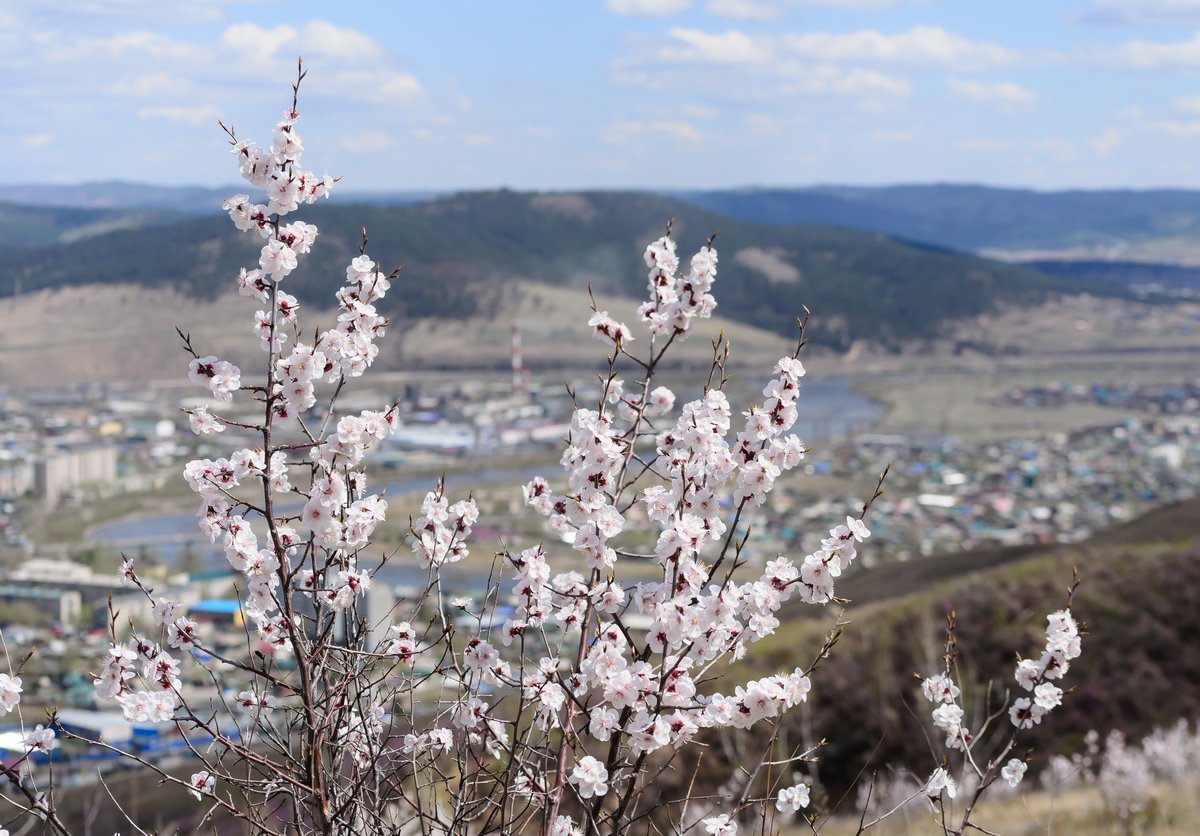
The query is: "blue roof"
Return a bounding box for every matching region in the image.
[190,599,241,615]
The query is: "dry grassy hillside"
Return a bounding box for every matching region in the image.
[0,281,795,387]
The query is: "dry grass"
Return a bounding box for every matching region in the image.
[0,281,794,388]
[804,779,1200,835]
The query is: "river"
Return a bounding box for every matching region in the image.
[87,378,883,579]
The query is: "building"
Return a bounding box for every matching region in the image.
[0,585,82,626]
[34,445,118,505]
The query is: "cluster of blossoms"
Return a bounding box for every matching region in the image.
[411,489,479,568]
[483,236,883,833]
[0,674,20,716]
[1041,721,1200,825]
[913,601,1083,818]
[1010,609,1081,730]
[0,75,1083,836]
[92,102,403,752]
[93,631,185,724]
[638,234,718,337]
[187,355,241,402]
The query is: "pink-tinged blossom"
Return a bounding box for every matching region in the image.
[237,690,278,713]
[703,814,737,835]
[152,598,179,627]
[118,689,176,723]
[570,755,609,799]
[922,672,961,704]
[647,385,675,415]
[260,240,298,278]
[776,783,810,812]
[23,724,54,753]
[926,767,957,800]
[189,770,216,800]
[1034,682,1064,711]
[1001,758,1027,787]
[168,617,200,650]
[1010,697,1046,729]
[551,817,582,836]
[1015,658,1040,691]
[188,406,224,435]
[588,311,633,345]
[187,356,241,402]
[236,267,270,301]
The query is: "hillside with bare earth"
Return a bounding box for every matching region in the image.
[0,190,1104,357]
[0,280,796,388]
[699,499,1200,806]
[3,277,1194,390]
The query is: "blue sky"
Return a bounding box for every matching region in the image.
[8,0,1200,191]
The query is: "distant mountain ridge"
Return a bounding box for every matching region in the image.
[0,202,185,252]
[0,181,438,214]
[672,184,1200,253]
[12,180,1200,257]
[0,189,1105,351]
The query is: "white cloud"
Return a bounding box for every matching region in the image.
[301,21,384,60]
[7,0,271,26]
[315,69,422,103]
[1090,126,1122,157]
[956,136,1075,161]
[1150,118,1200,135]
[1030,137,1076,161]
[1108,32,1200,67]
[948,78,1036,111]
[219,22,298,57]
[48,29,205,62]
[658,28,770,63]
[22,133,54,149]
[340,132,392,153]
[219,21,384,61]
[22,21,425,113]
[606,120,702,144]
[708,0,912,15]
[1175,95,1200,113]
[621,29,912,105]
[107,71,189,97]
[607,0,691,15]
[137,104,222,125]
[779,63,912,97]
[784,25,1017,69]
[956,138,1009,152]
[743,112,782,133]
[706,0,784,20]
[1077,0,1200,26]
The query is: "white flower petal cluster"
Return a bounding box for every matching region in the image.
[23,724,54,753]
[188,355,241,402]
[638,236,718,339]
[588,310,633,345]
[505,237,877,775]
[1001,758,1027,788]
[188,770,215,800]
[0,674,21,716]
[1011,608,1082,729]
[776,782,810,812]
[702,814,738,835]
[570,755,609,799]
[925,766,958,800]
[72,80,1112,836]
[412,490,477,568]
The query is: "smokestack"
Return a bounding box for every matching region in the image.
[511,324,525,396]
